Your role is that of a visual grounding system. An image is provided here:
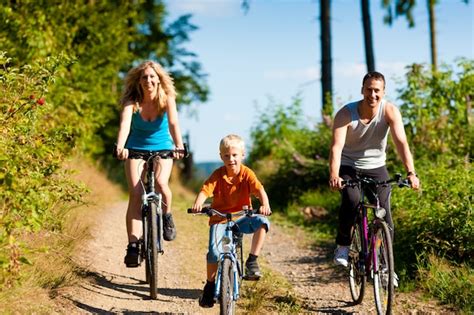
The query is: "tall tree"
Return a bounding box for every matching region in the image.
[427,0,437,70]
[361,0,376,72]
[320,0,333,125]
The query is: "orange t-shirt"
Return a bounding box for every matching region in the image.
[200,164,263,225]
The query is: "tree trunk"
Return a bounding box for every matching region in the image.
[428,0,437,71]
[320,0,333,126]
[361,0,375,72]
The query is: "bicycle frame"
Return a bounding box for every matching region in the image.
[214,220,243,301]
[357,187,385,279]
[141,160,164,253]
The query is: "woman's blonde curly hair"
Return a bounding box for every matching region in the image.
[120,60,177,113]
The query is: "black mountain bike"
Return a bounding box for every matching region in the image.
[115,145,187,300]
[343,173,409,315]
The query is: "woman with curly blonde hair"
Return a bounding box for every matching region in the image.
[115,60,185,267]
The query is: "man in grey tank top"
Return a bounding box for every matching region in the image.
[328,72,420,279]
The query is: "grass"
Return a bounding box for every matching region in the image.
[239,266,302,314]
[419,255,474,314]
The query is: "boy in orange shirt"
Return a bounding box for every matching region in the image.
[190,134,271,308]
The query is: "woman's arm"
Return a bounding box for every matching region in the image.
[116,103,134,160]
[166,96,184,150]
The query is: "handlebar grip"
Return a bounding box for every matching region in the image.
[112,144,118,159]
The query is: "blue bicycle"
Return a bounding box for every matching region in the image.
[188,207,256,315]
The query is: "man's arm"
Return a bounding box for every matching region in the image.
[385,103,420,189]
[329,108,350,190]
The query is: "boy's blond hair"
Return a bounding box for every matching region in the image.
[219,134,245,153]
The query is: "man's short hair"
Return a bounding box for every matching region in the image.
[362,71,386,88]
[219,134,245,153]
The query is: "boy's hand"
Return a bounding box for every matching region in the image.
[190,203,202,213]
[259,205,272,216]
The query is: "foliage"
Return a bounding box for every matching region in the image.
[395,59,473,162]
[248,96,332,208]
[393,161,472,273]
[420,255,473,313]
[0,53,86,287]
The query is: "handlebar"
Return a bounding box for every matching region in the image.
[187,207,259,219]
[342,173,410,188]
[112,143,189,160]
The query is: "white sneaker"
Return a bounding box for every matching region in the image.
[333,245,350,267]
[393,272,399,288]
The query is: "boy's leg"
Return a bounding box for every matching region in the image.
[200,223,224,308]
[236,216,270,281]
[206,263,218,282]
[250,226,267,256]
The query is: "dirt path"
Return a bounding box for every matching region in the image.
[57,167,456,314]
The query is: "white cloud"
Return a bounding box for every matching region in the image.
[334,62,366,79]
[263,66,319,81]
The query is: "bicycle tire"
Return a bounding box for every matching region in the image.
[235,235,244,288]
[143,208,150,284]
[147,201,159,300]
[349,220,366,304]
[373,220,394,315]
[220,257,236,315]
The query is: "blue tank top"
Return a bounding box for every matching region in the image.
[125,111,174,150]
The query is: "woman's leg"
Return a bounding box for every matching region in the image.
[125,158,145,243]
[155,158,176,240]
[155,158,173,214]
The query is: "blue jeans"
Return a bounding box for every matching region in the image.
[207,215,270,263]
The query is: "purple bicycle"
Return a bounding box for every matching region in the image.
[343,174,409,315]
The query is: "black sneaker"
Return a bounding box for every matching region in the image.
[244,259,262,281]
[163,213,177,241]
[198,281,215,308]
[124,242,140,267]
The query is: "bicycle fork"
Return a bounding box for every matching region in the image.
[215,253,240,301]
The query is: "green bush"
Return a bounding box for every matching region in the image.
[248,96,331,208]
[0,53,86,287]
[393,161,473,274]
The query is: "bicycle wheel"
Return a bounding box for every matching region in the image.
[147,201,159,300]
[219,257,236,315]
[373,220,394,315]
[142,207,150,284]
[349,221,366,304]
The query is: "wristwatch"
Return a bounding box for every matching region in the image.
[407,171,417,177]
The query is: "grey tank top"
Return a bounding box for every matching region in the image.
[340,100,389,169]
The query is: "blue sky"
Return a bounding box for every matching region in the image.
[165,0,473,163]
